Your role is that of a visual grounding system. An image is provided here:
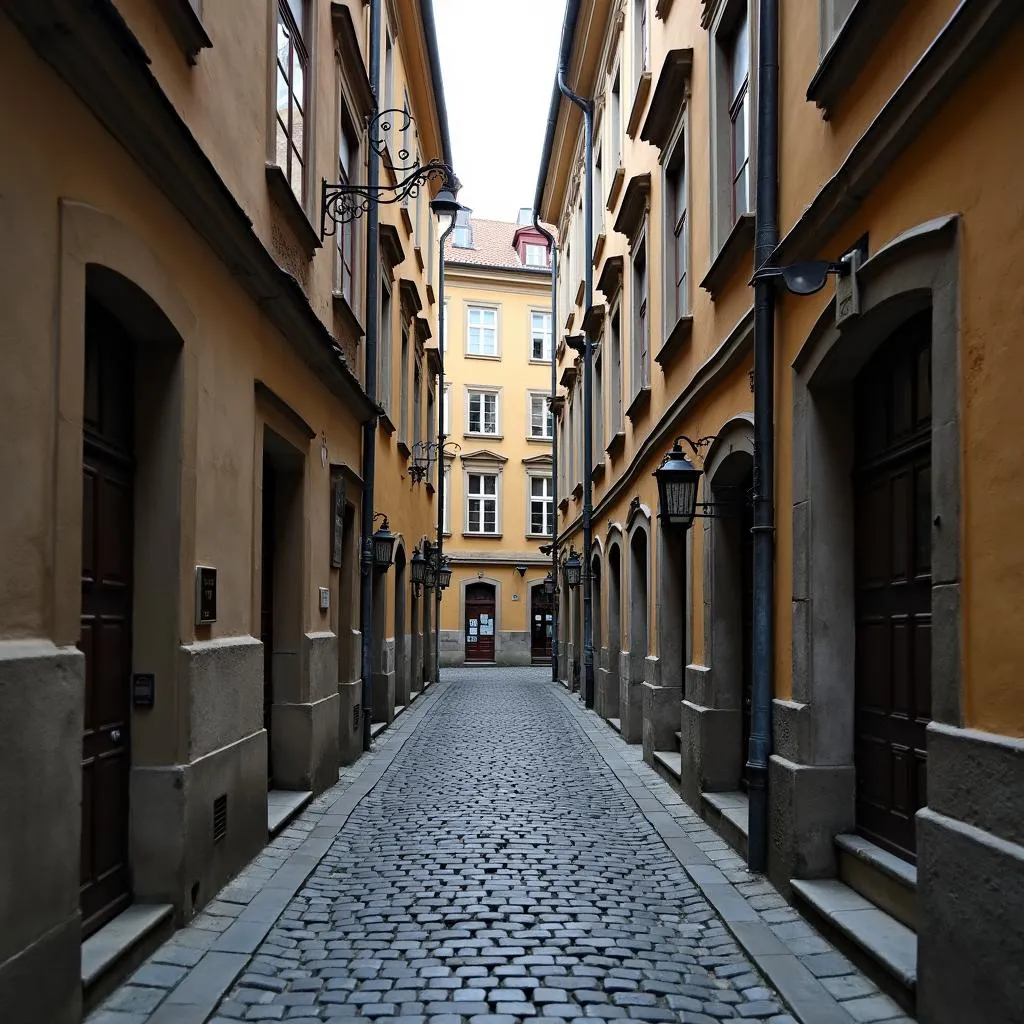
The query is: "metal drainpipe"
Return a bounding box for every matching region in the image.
[557,57,595,710]
[433,218,456,686]
[746,0,779,873]
[533,215,559,683]
[359,0,382,753]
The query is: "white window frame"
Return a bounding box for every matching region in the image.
[528,391,554,441]
[466,304,500,358]
[609,302,624,439]
[379,275,393,415]
[527,473,555,539]
[820,0,857,54]
[524,243,548,268]
[442,383,451,436]
[334,83,362,311]
[465,387,501,438]
[442,461,452,535]
[633,0,649,95]
[530,310,552,362]
[464,469,502,536]
[631,225,650,398]
[610,61,623,173]
[662,114,691,326]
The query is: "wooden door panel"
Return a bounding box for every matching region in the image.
[465,585,496,663]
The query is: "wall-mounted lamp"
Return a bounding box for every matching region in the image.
[371,513,397,571]
[514,564,528,578]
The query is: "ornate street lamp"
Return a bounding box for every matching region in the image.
[424,555,438,590]
[438,558,453,591]
[371,514,397,571]
[563,549,582,590]
[543,572,556,596]
[321,110,461,235]
[654,441,704,530]
[410,544,428,589]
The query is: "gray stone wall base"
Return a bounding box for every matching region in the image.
[394,633,411,708]
[597,663,618,720]
[767,755,855,892]
[130,728,267,922]
[917,806,1024,1024]
[271,692,340,793]
[498,630,531,666]
[0,913,80,1024]
[680,700,742,808]
[641,683,681,765]
[337,679,362,766]
[0,640,82,1021]
[439,629,463,667]
[618,650,643,743]
[371,669,395,724]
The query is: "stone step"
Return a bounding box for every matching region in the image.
[81,903,174,1011]
[608,717,622,734]
[791,877,917,1010]
[652,749,682,785]
[267,789,313,837]
[674,730,681,752]
[700,790,749,860]
[836,833,917,931]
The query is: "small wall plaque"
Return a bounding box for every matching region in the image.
[319,586,330,612]
[132,672,155,708]
[195,565,217,625]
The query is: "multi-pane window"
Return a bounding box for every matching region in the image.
[413,357,423,449]
[467,306,498,356]
[610,307,623,433]
[275,0,308,201]
[530,477,555,536]
[467,390,499,435]
[529,394,554,439]
[634,0,649,89]
[531,311,552,361]
[399,326,410,441]
[594,150,604,240]
[668,146,688,319]
[379,280,393,412]
[467,474,499,534]
[610,67,622,170]
[442,384,450,436]
[442,464,451,533]
[594,353,604,457]
[335,104,359,304]
[728,5,751,221]
[384,31,394,146]
[525,244,548,268]
[632,236,649,393]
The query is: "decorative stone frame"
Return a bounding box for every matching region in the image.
[600,528,625,721]
[772,215,962,885]
[679,415,754,805]
[458,575,502,662]
[623,503,653,743]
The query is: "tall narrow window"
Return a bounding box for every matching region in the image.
[632,236,649,394]
[667,145,688,319]
[442,464,451,533]
[594,149,604,240]
[594,352,605,456]
[529,394,554,440]
[467,390,499,436]
[634,0,649,91]
[399,325,410,441]
[413,357,423,450]
[384,31,395,146]
[610,307,623,434]
[275,0,309,201]
[467,306,498,356]
[727,6,751,221]
[531,311,552,361]
[467,474,499,535]
[530,477,555,537]
[610,68,622,170]
[336,102,359,305]
[379,279,393,413]
[443,384,451,436]
[525,244,548,268]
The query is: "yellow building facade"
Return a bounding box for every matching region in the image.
[0,1,447,1020]
[537,0,1024,1020]
[436,213,555,667]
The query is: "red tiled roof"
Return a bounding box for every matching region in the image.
[445,218,547,272]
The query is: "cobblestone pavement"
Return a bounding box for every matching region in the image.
[89,668,913,1024]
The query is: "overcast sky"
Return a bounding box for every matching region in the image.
[432,0,564,222]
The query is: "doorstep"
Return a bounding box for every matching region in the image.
[267,789,313,837]
[700,790,750,860]
[836,832,917,931]
[608,717,622,734]
[81,902,174,1009]
[791,876,917,1010]
[652,749,682,785]
[394,703,407,718]
[370,721,388,739]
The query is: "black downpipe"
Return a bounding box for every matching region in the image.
[556,14,595,711]
[533,215,559,683]
[746,0,779,873]
[359,0,382,753]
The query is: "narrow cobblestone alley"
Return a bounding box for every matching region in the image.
[90,670,912,1024]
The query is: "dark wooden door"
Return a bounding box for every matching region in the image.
[79,299,134,938]
[531,588,554,663]
[261,454,276,785]
[853,312,932,862]
[739,472,754,790]
[465,583,496,663]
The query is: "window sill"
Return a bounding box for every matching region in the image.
[400,206,414,236]
[426,482,435,496]
[527,533,554,541]
[606,165,626,212]
[559,497,570,513]
[463,532,503,540]
[655,0,675,19]
[606,430,626,458]
[413,245,425,272]
[464,432,504,442]
[807,0,904,117]
[592,232,606,268]
[529,357,553,366]
[526,435,554,444]
[572,483,584,501]
[574,278,586,308]
[397,439,411,460]
[655,314,693,370]
[426,283,435,305]
[591,460,606,483]
[700,213,755,300]
[265,164,321,259]
[626,386,652,423]
[332,290,366,341]
[377,410,396,435]
[626,71,653,140]
[160,0,212,66]
[464,352,502,362]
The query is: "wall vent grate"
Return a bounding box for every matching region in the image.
[353,704,361,730]
[213,793,227,843]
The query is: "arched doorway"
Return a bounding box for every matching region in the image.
[852,311,932,861]
[530,583,554,664]
[604,541,622,722]
[393,545,408,708]
[624,525,649,742]
[464,582,496,663]
[591,549,603,704]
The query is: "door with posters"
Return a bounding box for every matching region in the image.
[530,586,554,663]
[464,582,496,663]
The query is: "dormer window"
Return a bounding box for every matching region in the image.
[524,243,548,268]
[453,207,473,248]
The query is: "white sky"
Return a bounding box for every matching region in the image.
[432,0,564,222]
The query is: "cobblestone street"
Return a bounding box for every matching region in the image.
[89,670,913,1024]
